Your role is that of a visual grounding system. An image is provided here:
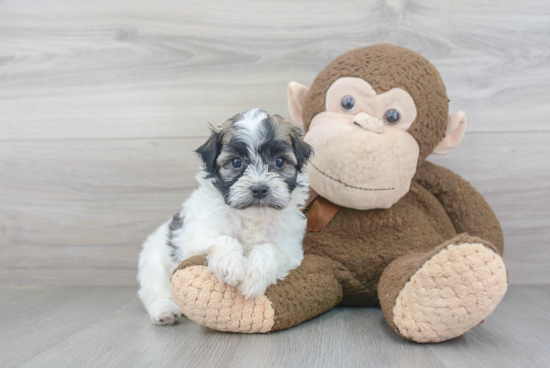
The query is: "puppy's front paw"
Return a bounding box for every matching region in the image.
[238,265,271,299]
[208,253,245,287]
[149,299,182,325]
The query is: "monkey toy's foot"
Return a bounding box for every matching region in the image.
[379,234,508,343]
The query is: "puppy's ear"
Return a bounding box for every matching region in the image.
[291,127,313,172]
[195,127,222,174]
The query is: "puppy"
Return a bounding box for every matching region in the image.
[137,109,313,325]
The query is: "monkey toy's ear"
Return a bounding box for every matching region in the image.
[287,81,310,128]
[432,111,468,155]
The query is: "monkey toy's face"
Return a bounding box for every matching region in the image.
[287,45,468,210]
[305,77,419,209]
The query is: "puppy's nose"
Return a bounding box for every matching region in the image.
[353,112,384,134]
[251,184,269,199]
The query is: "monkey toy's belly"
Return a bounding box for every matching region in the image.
[302,182,458,306]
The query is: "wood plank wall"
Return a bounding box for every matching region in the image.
[1,0,549,285]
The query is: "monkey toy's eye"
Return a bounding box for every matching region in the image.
[341,95,356,112]
[384,109,401,125]
[231,157,243,169]
[275,156,286,168]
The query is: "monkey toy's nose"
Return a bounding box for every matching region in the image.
[251,184,269,199]
[353,112,384,134]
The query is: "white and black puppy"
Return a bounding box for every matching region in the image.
[137,109,313,325]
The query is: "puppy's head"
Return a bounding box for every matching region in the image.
[196,109,313,210]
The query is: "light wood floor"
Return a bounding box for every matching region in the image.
[0,285,548,368]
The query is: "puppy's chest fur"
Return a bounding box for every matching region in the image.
[235,216,271,256]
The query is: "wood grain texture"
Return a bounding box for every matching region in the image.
[1,0,550,140]
[0,0,549,285]
[0,285,548,368]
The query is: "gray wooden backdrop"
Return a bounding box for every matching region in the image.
[1,0,549,286]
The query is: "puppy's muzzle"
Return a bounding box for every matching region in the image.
[251,184,269,199]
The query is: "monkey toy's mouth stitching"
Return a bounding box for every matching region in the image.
[309,162,395,192]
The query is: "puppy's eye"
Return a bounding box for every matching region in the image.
[231,157,243,169]
[384,109,401,125]
[275,157,285,168]
[341,95,355,112]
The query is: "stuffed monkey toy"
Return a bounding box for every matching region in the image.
[171,44,507,343]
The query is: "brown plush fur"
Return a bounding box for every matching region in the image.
[302,44,449,164]
[301,161,503,307]
[266,255,343,331]
[414,162,504,252]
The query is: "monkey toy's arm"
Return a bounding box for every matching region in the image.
[171,254,343,333]
[413,161,504,255]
